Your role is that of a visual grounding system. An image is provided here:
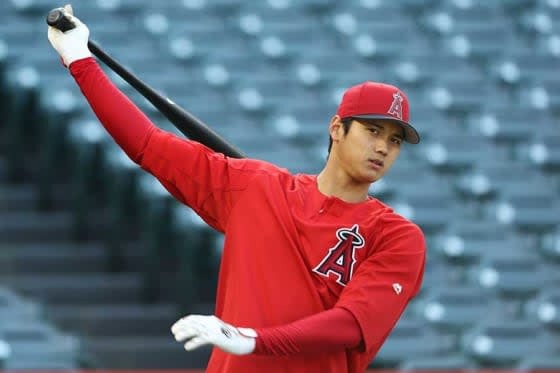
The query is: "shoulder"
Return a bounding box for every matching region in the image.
[366,199,426,250]
[369,199,422,230]
[226,157,299,186]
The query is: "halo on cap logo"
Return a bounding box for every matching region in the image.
[387,91,404,120]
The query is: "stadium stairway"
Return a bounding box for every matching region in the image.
[0,158,211,368]
[0,73,211,369]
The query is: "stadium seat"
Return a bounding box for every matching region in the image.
[390,53,481,91]
[461,320,556,367]
[518,355,560,371]
[370,318,456,368]
[457,159,551,207]
[1,321,81,369]
[263,105,330,150]
[487,180,560,235]
[236,5,314,39]
[382,163,457,234]
[499,0,536,16]
[420,253,463,292]
[517,135,560,176]
[518,2,560,37]
[179,0,244,16]
[533,32,560,59]
[466,108,557,150]
[396,0,440,14]
[400,354,478,371]
[0,286,43,322]
[467,254,547,303]
[505,49,560,86]
[539,230,560,263]
[419,133,508,174]
[427,76,509,116]
[413,285,513,333]
[524,288,560,331]
[432,234,527,266]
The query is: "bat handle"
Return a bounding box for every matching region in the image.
[46,8,76,32]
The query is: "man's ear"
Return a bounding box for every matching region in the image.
[329,115,344,143]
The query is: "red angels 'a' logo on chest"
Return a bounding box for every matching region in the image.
[312,224,365,286]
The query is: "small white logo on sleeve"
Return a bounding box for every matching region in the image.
[393,283,403,295]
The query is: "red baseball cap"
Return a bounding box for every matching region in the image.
[336,81,420,144]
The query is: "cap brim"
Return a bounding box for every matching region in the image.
[351,115,420,144]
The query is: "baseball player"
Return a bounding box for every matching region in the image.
[47,8,425,373]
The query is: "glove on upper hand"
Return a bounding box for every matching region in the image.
[47,4,91,67]
[171,315,257,355]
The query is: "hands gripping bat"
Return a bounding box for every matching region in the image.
[46,5,246,159]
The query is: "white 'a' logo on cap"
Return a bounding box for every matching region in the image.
[387,92,404,120]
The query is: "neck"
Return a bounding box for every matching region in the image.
[316,161,371,204]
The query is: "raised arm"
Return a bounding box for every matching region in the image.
[46,11,267,232]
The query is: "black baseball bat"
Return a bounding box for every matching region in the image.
[46,7,246,159]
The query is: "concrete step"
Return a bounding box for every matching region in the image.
[0,242,108,274]
[85,335,211,369]
[0,183,37,211]
[0,210,74,242]
[0,156,7,183]
[0,272,145,305]
[47,303,180,337]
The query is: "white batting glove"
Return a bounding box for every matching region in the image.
[47,4,92,67]
[171,315,257,355]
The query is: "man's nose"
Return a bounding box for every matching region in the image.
[375,139,388,156]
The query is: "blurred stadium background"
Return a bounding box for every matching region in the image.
[0,0,559,370]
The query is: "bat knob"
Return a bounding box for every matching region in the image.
[46,7,76,32]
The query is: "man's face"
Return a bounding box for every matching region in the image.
[330,117,403,184]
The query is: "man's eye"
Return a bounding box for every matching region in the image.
[369,128,379,134]
[392,138,402,145]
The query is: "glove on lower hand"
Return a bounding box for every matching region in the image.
[171,315,257,355]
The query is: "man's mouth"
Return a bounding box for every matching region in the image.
[368,159,384,169]
[369,159,384,167]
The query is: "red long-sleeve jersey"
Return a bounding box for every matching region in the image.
[69,58,426,373]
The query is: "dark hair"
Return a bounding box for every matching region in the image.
[327,118,353,157]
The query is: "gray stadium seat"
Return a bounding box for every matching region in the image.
[471,107,557,149]
[420,254,462,292]
[539,230,560,263]
[0,286,42,322]
[419,133,508,174]
[432,234,527,265]
[400,355,478,371]
[467,254,547,302]
[524,288,560,331]
[370,318,456,368]
[517,135,560,175]
[457,159,552,206]
[461,320,556,367]
[518,355,560,371]
[487,181,560,235]
[1,321,81,369]
[413,285,513,333]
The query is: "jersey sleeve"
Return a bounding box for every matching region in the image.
[68,57,280,233]
[335,215,426,362]
[140,129,276,232]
